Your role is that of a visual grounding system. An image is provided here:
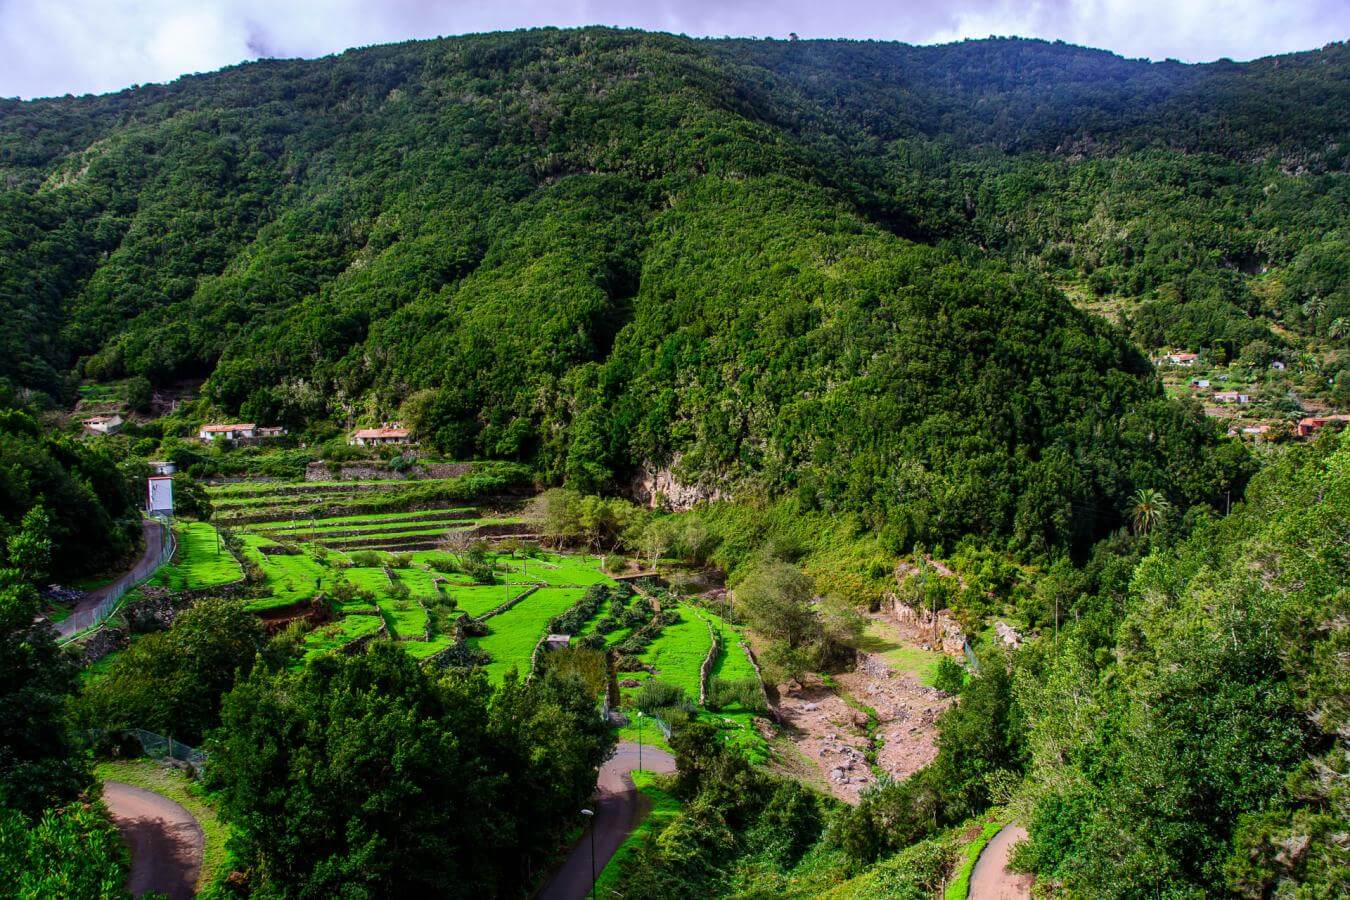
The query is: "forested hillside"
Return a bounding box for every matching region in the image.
[1,29,1345,549]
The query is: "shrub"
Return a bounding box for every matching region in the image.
[348,550,383,568]
[932,656,967,695]
[386,553,412,569]
[706,678,766,713]
[635,680,689,714]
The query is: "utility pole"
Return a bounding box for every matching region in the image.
[580,808,596,899]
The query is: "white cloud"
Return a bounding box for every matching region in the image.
[0,0,1344,99]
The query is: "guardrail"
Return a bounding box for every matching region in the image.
[55,515,175,643]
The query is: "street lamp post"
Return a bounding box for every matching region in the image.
[580,808,596,899]
[635,710,644,772]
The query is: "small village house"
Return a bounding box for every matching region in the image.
[1271,360,1287,371]
[148,460,176,476]
[1160,351,1199,367]
[199,423,256,441]
[257,426,287,438]
[1296,415,1350,439]
[83,414,123,435]
[1213,392,1251,404]
[349,425,412,447]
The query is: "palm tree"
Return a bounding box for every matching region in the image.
[1130,488,1172,534]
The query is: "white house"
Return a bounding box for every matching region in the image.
[148,460,176,476]
[349,426,412,447]
[1163,352,1199,367]
[1271,360,1287,371]
[1213,392,1251,404]
[200,423,256,441]
[84,414,123,435]
[257,426,287,438]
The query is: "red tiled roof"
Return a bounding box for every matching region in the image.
[353,428,410,439]
[202,423,256,432]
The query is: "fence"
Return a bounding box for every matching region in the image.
[55,515,176,643]
[131,728,208,769]
[963,638,982,675]
[89,728,208,772]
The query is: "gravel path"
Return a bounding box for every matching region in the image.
[968,823,1034,900]
[103,780,203,899]
[539,740,677,900]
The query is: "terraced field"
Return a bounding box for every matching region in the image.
[629,604,713,702]
[150,522,244,590]
[198,477,624,671]
[469,588,588,682]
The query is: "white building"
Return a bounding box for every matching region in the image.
[148,460,176,476]
[200,423,256,441]
[84,414,123,435]
[349,426,412,447]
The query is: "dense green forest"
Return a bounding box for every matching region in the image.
[7,28,1341,552]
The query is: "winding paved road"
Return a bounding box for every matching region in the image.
[968,823,1034,900]
[75,519,165,617]
[539,741,677,900]
[103,781,203,899]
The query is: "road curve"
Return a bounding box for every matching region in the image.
[968,823,1034,900]
[103,780,203,899]
[539,740,677,900]
[75,519,165,616]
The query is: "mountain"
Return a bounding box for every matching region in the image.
[3,28,1346,550]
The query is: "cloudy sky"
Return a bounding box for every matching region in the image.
[2,0,1346,99]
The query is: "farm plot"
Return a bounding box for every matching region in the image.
[469,588,588,682]
[150,522,243,590]
[300,615,384,662]
[496,553,612,586]
[630,604,713,702]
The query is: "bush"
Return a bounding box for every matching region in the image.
[932,656,967,695]
[635,680,688,714]
[706,678,766,713]
[348,550,383,568]
[386,553,411,569]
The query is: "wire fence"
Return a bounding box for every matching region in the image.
[55,515,175,643]
[88,728,208,772]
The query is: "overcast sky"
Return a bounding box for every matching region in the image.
[2,0,1346,99]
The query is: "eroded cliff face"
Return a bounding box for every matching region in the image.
[629,459,728,510]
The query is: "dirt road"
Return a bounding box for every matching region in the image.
[539,741,677,900]
[968,823,1034,900]
[76,519,165,616]
[103,780,203,899]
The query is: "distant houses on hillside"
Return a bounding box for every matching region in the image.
[349,424,413,447]
[1213,391,1251,405]
[199,423,287,442]
[83,414,123,435]
[1296,415,1350,439]
[1158,351,1199,367]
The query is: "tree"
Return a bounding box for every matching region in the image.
[1130,487,1172,534]
[0,801,129,897]
[734,561,823,683]
[208,643,612,898]
[80,596,265,744]
[169,472,213,520]
[0,579,89,817]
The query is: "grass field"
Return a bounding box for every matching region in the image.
[301,615,384,661]
[470,588,587,682]
[860,619,945,686]
[150,522,244,590]
[634,604,713,702]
